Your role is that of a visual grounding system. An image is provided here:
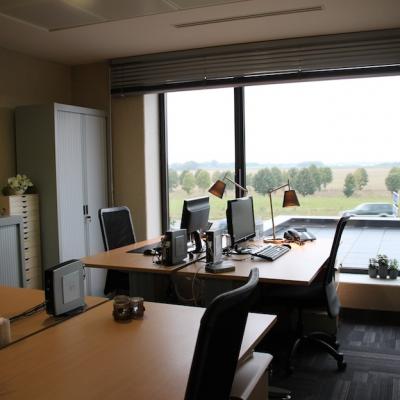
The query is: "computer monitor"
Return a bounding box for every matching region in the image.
[226,196,256,253]
[180,196,210,253]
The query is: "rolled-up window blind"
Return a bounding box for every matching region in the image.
[110,28,400,95]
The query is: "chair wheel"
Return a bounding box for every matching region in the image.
[337,360,347,371]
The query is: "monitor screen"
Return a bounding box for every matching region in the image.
[226,196,256,246]
[180,196,210,235]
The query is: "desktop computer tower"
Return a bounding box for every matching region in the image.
[161,229,187,266]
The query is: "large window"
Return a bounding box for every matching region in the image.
[245,76,400,221]
[164,75,400,230]
[166,88,235,227]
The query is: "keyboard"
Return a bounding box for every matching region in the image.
[252,244,290,261]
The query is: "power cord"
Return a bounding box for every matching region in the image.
[9,302,46,323]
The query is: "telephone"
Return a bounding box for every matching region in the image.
[283,227,316,242]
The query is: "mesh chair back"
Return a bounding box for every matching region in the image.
[98,207,136,295]
[324,216,350,317]
[184,268,259,400]
[325,216,350,285]
[99,207,136,251]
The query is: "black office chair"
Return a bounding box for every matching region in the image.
[185,268,260,400]
[98,206,136,296]
[265,216,350,372]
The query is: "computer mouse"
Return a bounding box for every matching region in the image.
[282,243,292,249]
[143,249,156,256]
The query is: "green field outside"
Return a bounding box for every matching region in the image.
[169,167,395,223]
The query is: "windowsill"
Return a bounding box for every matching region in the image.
[339,273,400,286]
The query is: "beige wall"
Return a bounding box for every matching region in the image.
[0,47,71,187]
[112,95,147,240]
[111,95,162,240]
[71,63,109,112]
[338,283,400,312]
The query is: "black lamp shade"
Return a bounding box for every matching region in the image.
[282,189,300,207]
[208,180,226,199]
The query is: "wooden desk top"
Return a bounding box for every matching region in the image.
[81,237,197,274]
[178,239,332,286]
[0,301,276,400]
[0,285,106,344]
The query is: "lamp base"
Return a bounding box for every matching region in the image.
[263,237,286,244]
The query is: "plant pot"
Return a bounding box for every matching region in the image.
[388,269,398,279]
[378,265,388,279]
[368,267,378,278]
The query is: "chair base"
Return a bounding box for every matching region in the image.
[287,332,347,373]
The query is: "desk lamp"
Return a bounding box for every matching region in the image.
[208,173,248,198]
[265,180,300,243]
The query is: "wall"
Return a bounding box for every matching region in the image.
[111,95,162,241]
[0,46,71,187]
[71,63,109,112]
[338,277,400,312]
[112,95,147,239]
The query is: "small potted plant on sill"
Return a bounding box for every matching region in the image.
[377,254,389,279]
[388,259,399,280]
[368,257,378,278]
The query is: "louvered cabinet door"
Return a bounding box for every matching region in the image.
[55,110,86,262]
[82,114,108,296]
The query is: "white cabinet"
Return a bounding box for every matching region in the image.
[15,103,108,296]
[0,194,41,288]
[0,216,26,287]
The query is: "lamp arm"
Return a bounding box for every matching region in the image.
[224,176,248,193]
[268,180,291,194]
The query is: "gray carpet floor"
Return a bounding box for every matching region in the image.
[264,310,400,400]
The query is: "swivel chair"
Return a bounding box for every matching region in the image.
[185,268,261,400]
[265,216,350,372]
[98,206,136,296]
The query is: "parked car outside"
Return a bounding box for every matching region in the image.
[341,203,395,217]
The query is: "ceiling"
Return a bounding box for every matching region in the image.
[0,0,399,66]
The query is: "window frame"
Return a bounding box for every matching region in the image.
[159,68,400,233]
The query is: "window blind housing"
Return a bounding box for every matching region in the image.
[110,29,400,94]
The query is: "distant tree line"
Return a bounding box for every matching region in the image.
[169,165,400,196]
[169,169,235,194]
[248,165,333,196]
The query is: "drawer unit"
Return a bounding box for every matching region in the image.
[0,194,42,288]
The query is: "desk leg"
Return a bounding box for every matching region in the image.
[128,272,171,302]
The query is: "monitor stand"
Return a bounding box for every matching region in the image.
[205,260,235,273]
[190,231,204,253]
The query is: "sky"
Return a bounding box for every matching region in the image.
[166,75,400,166]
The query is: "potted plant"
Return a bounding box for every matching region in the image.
[368,257,378,278]
[388,259,399,280]
[1,174,34,196]
[377,254,389,279]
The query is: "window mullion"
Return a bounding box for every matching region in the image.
[234,87,246,197]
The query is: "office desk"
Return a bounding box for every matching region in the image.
[0,285,106,344]
[0,301,276,400]
[179,239,332,285]
[81,237,201,300]
[177,239,332,304]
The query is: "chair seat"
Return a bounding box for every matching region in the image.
[263,281,325,307]
[263,280,340,318]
